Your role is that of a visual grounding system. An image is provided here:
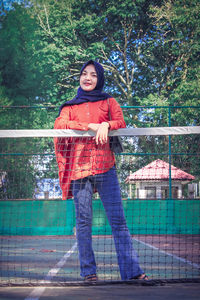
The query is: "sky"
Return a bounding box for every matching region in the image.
[1,0,23,14]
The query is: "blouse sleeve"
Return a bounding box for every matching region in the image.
[107,98,126,130]
[54,106,89,131]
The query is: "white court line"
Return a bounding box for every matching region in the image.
[133,237,200,269]
[24,242,77,300]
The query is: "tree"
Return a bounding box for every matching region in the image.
[0,3,57,198]
[137,0,200,181]
[28,0,164,107]
[141,0,200,110]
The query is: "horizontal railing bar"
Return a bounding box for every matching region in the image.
[0,126,200,138]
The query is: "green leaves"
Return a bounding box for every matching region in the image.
[1,0,199,110]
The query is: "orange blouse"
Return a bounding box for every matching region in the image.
[54,98,126,200]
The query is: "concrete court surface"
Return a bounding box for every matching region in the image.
[0,283,200,300]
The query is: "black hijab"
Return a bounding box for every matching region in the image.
[59,60,111,115]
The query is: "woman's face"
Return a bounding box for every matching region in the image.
[80,64,97,91]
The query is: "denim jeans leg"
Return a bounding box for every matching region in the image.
[72,178,96,277]
[95,167,144,280]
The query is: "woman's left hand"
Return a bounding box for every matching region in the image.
[95,122,109,145]
[88,122,109,145]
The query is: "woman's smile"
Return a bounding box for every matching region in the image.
[80,64,97,91]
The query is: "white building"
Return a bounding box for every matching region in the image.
[125,159,195,199]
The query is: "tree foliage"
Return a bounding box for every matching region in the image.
[1,0,199,108]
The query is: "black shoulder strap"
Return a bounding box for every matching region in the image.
[107,98,111,120]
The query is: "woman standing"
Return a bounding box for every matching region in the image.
[54,60,148,282]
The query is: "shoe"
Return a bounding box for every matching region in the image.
[84,274,98,282]
[131,273,149,280]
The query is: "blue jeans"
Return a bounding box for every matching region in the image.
[72,166,143,280]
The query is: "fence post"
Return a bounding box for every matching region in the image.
[167,107,175,233]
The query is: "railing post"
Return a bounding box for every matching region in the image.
[168,107,172,200]
[167,107,175,233]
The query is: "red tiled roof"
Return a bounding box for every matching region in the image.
[126,159,195,182]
